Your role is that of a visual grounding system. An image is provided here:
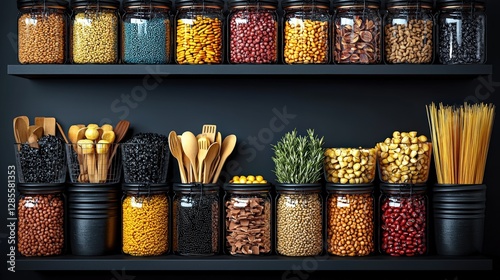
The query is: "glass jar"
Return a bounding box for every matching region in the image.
[326,183,375,256]
[275,184,323,256]
[379,183,428,256]
[174,0,224,64]
[384,0,434,64]
[332,0,382,64]
[121,184,170,256]
[17,0,68,64]
[223,184,272,256]
[282,0,331,64]
[227,0,278,64]
[17,184,66,257]
[172,183,220,256]
[437,0,486,64]
[121,0,172,64]
[323,147,377,184]
[70,0,120,64]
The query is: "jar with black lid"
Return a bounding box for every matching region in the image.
[384,0,434,64]
[332,0,382,64]
[70,0,120,64]
[379,183,428,257]
[17,0,69,64]
[437,0,486,64]
[174,0,224,64]
[282,0,331,64]
[121,0,172,64]
[17,184,66,257]
[227,0,279,64]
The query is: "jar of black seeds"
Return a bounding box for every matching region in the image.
[437,0,486,64]
[172,183,220,256]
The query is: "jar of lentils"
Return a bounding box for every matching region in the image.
[17,0,68,64]
[227,0,279,64]
[275,184,323,257]
[282,0,331,64]
[122,184,170,256]
[70,0,120,64]
[223,183,272,256]
[437,0,486,64]
[175,0,224,64]
[384,0,434,64]
[121,0,172,64]
[17,184,66,257]
[326,183,375,256]
[379,183,428,257]
[332,0,382,64]
[172,183,220,256]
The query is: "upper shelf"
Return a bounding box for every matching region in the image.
[7,64,493,78]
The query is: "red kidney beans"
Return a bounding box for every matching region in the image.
[380,195,427,256]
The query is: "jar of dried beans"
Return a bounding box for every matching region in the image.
[332,0,382,64]
[282,0,331,64]
[175,0,224,64]
[437,0,486,64]
[379,183,428,257]
[227,0,279,64]
[17,184,66,257]
[223,183,272,256]
[17,0,69,64]
[326,183,375,256]
[122,184,170,256]
[70,0,120,64]
[384,0,434,64]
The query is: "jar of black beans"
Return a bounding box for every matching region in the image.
[172,184,220,256]
[121,0,172,64]
[437,0,486,64]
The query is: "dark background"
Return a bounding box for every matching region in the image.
[1,0,499,279]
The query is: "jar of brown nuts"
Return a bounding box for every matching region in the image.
[332,0,382,64]
[17,184,66,257]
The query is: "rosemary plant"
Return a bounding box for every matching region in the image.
[271,129,325,184]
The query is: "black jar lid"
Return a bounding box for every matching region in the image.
[228,0,279,9]
[18,0,69,9]
[437,0,485,7]
[176,0,224,8]
[123,0,172,8]
[17,183,66,194]
[223,183,272,192]
[332,0,381,8]
[379,183,427,193]
[71,0,120,8]
[386,0,433,7]
[325,183,374,192]
[122,183,170,193]
[281,0,330,9]
[173,183,219,192]
[274,183,322,192]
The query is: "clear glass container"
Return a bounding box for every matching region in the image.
[17,0,68,64]
[122,0,172,64]
[70,0,120,64]
[121,184,170,256]
[275,184,323,256]
[174,0,224,64]
[326,183,375,256]
[282,0,331,64]
[379,183,428,256]
[323,147,377,184]
[437,0,486,64]
[17,184,66,257]
[384,0,434,64]
[332,0,382,64]
[223,184,272,256]
[227,0,278,64]
[172,183,220,256]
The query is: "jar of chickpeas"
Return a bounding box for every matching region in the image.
[282,0,331,64]
[70,0,120,64]
[174,0,224,64]
[121,184,170,256]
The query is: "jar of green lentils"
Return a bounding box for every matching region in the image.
[122,0,173,64]
[174,0,224,64]
[70,0,120,64]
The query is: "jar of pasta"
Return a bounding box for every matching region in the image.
[70,0,120,64]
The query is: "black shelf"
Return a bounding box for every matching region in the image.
[7,64,493,78]
[17,254,493,271]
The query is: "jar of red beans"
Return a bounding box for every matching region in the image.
[379,183,428,257]
[227,0,279,64]
[332,0,382,64]
[17,184,66,257]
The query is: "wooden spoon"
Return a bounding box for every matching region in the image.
[212,134,237,184]
[56,122,69,144]
[107,120,130,170]
[203,142,220,184]
[168,130,188,183]
[181,131,199,183]
[15,116,29,144]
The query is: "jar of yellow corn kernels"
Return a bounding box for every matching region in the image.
[174,0,224,64]
[121,184,170,256]
[70,0,120,64]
